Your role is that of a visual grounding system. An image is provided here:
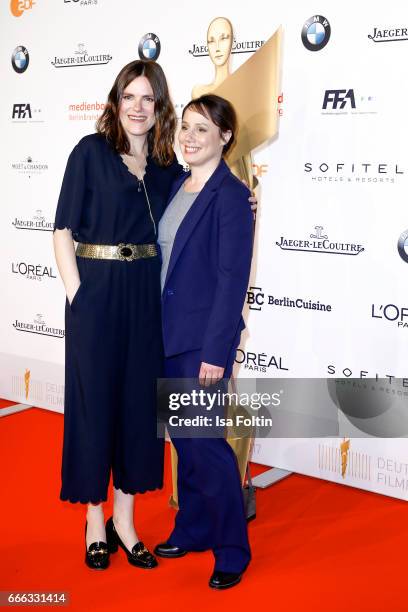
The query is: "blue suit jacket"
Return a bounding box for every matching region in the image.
[161,159,253,368]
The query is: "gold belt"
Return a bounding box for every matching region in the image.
[76,242,157,262]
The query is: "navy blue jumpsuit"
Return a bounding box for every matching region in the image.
[54,133,182,504]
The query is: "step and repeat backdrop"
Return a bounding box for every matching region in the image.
[1,0,407,500]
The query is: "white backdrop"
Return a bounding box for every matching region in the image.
[1,0,407,500]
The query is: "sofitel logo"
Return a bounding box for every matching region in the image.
[51,43,112,67]
[12,262,57,281]
[12,210,53,231]
[304,162,404,184]
[13,314,65,338]
[189,36,264,57]
[368,27,408,43]
[276,226,364,256]
[371,303,408,329]
[247,286,332,313]
[11,158,48,177]
[318,440,372,482]
[235,349,289,373]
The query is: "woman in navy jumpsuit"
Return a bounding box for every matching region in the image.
[54,60,182,570]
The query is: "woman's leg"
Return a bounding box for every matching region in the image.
[86,502,106,547]
[112,488,139,550]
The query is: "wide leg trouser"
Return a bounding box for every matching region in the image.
[164,349,251,573]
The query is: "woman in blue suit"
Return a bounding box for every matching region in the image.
[155,95,253,589]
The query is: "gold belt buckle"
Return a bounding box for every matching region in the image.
[117,243,136,261]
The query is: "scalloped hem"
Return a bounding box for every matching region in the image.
[60,483,163,505]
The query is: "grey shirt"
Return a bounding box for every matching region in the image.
[158,185,199,291]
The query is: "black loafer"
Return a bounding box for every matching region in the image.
[85,523,109,570]
[209,570,243,590]
[154,542,188,558]
[106,517,157,569]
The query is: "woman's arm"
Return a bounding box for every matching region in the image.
[53,229,80,304]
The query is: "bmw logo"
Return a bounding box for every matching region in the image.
[397,230,408,263]
[138,33,161,61]
[301,16,331,52]
[12,45,29,73]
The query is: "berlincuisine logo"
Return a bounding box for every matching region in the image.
[51,43,112,67]
[189,36,264,57]
[276,226,364,256]
[13,314,65,339]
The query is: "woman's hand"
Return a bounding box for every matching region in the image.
[241,179,258,215]
[199,362,225,387]
[67,280,81,305]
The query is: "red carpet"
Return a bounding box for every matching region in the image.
[1,407,407,611]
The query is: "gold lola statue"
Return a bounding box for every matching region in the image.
[170,18,282,506]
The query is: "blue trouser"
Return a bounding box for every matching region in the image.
[164,349,251,574]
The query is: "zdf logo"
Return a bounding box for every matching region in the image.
[10,0,35,17]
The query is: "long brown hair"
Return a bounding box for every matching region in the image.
[96,60,176,166]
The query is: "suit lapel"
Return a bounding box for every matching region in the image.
[163,160,230,291]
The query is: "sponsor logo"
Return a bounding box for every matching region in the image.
[64,0,98,5]
[377,457,408,493]
[276,226,364,256]
[189,36,264,57]
[12,209,53,231]
[12,370,64,407]
[11,46,29,73]
[12,103,44,124]
[51,43,112,68]
[371,303,408,329]
[252,164,268,178]
[246,286,332,313]
[235,349,289,373]
[327,366,408,385]
[13,314,65,338]
[67,100,105,121]
[10,0,35,17]
[138,33,161,61]
[11,158,48,177]
[319,440,372,481]
[301,15,331,52]
[322,89,377,115]
[304,161,404,184]
[397,230,408,263]
[368,27,408,43]
[12,262,57,281]
[24,368,30,400]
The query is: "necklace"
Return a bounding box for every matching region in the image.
[120,153,156,236]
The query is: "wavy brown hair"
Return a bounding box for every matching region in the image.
[96,60,177,166]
